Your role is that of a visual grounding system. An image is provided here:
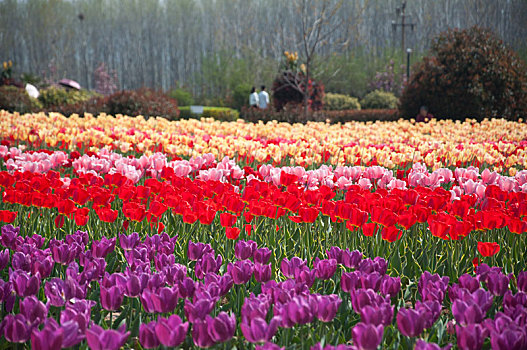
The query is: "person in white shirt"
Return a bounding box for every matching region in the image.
[249,87,259,108]
[258,85,270,109]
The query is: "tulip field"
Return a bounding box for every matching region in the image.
[0,110,526,350]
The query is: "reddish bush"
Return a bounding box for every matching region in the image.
[399,26,527,120]
[104,88,179,119]
[272,71,324,112]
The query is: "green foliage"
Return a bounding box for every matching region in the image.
[240,105,397,123]
[360,90,398,109]
[104,88,179,119]
[169,88,194,106]
[178,106,239,121]
[323,93,361,111]
[399,26,527,120]
[232,84,252,111]
[0,86,42,113]
[38,87,98,109]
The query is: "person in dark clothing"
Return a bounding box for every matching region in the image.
[416,106,434,122]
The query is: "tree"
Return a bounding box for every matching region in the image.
[399,26,527,120]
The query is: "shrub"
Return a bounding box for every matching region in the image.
[0,86,43,113]
[38,87,97,109]
[232,84,252,111]
[169,88,195,107]
[319,109,399,123]
[240,106,399,124]
[178,106,239,121]
[45,96,107,117]
[272,71,324,111]
[323,93,361,111]
[104,88,179,119]
[93,62,118,96]
[399,26,527,120]
[360,90,398,109]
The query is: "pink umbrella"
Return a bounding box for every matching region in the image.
[59,78,81,90]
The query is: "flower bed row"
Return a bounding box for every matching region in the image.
[1,226,526,349]
[1,110,527,170]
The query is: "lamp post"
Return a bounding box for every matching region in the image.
[406,48,412,80]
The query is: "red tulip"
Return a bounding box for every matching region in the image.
[226,227,240,240]
[97,207,119,223]
[54,214,65,228]
[0,210,17,223]
[220,213,237,227]
[381,226,402,242]
[477,242,500,257]
[362,223,377,237]
[245,224,252,236]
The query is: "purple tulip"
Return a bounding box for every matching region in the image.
[254,247,272,264]
[0,249,10,271]
[192,319,215,347]
[20,296,48,324]
[240,316,280,343]
[341,271,360,293]
[155,315,189,347]
[195,252,222,279]
[207,312,236,343]
[139,321,160,349]
[123,272,149,297]
[452,300,484,326]
[458,274,480,293]
[490,328,526,350]
[154,253,176,271]
[31,255,54,278]
[418,271,449,303]
[358,257,387,275]
[254,263,272,283]
[342,249,363,269]
[146,273,166,291]
[456,324,488,350]
[316,294,342,322]
[228,260,254,285]
[188,241,213,261]
[13,251,33,272]
[314,258,337,280]
[351,322,384,350]
[31,318,64,350]
[91,237,115,258]
[380,276,401,297]
[415,300,441,329]
[119,232,140,250]
[141,287,178,313]
[518,271,527,293]
[350,288,387,313]
[503,291,527,316]
[462,289,493,314]
[295,266,317,288]
[486,272,509,296]
[475,263,502,283]
[396,307,425,337]
[163,264,187,286]
[326,246,343,263]
[66,230,89,246]
[100,285,124,311]
[86,324,130,350]
[359,271,383,291]
[284,295,317,326]
[0,224,20,249]
[184,298,216,323]
[178,276,198,299]
[11,269,41,296]
[0,279,16,312]
[280,257,306,279]
[235,240,257,260]
[60,319,85,348]
[415,339,452,350]
[359,303,394,327]
[241,294,271,323]
[2,314,32,343]
[50,240,80,265]
[256,343,286,350]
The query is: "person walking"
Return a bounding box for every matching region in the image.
[258,85,270,109]
[249,87,259,108]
